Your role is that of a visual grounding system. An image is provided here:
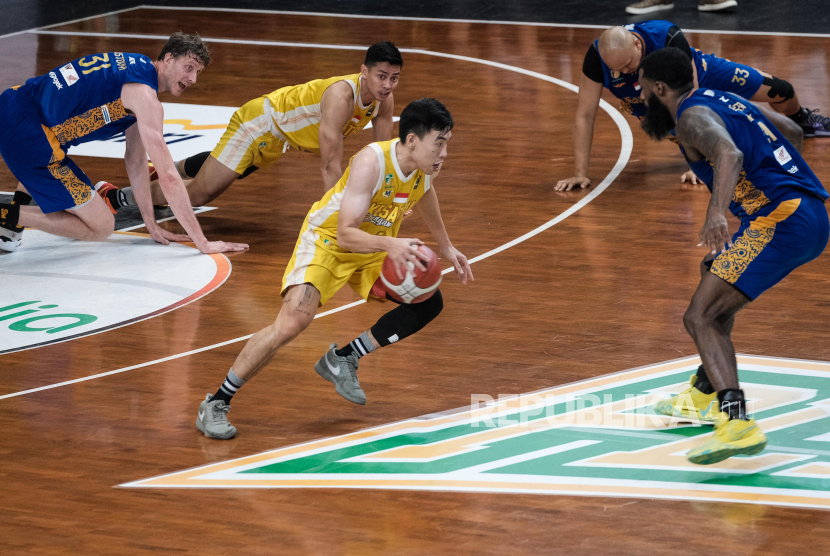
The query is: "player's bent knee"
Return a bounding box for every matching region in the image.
[762,76,795,102]
[417,289,444,323]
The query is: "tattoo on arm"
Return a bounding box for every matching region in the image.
[678,106,743,214]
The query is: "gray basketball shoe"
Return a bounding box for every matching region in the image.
[196,394,237,439]
[314,343,366,405]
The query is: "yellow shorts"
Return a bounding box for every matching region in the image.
[210,97,286,175]
[281,225,387,306]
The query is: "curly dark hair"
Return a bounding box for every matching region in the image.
[157,32,211,67]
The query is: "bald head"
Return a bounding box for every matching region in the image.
[597,26,641,72]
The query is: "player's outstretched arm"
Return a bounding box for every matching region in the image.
[372,92,395,142]
[555,74,603,192]
[755,104,804,153]
[417,184,473,284]
[124,124,190,246]
[337,147,426,280]
[318,81,354,191]
[677,105,744,255]
[121,83,248,254]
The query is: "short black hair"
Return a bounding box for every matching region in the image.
[639,47,694,91]
[364,41,403,69]
[158,32,211,67]
[398,98,453,142]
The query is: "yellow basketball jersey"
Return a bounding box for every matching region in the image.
[306,139,430,247]
[264,73,379,154]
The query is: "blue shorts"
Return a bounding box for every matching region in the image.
[0,87,93,213]
[697,52,765,100]
[709,195,829,300]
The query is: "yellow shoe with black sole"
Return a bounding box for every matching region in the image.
[653,374,718,422]
[687,413,767,465]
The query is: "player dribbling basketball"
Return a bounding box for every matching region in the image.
[196,98,473,439]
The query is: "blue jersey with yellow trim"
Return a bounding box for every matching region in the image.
[677,88,828,220]
[18,52,158,148]
[596,20,706,119]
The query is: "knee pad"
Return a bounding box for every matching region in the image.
[182,151,211,178]
[763,76,795,102]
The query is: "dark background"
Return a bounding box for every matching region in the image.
[2,0,827,36]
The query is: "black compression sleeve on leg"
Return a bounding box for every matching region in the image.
[183,151,212,178]
[762,76,795,102]
[370,290,444,347]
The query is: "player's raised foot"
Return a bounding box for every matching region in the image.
[801,108,830,138]
[0,222,23,252]
[698,0,738,11]
[687,412,767,465]
[653,373,718,422]
[625,0,674,15]
[94,181,124,214]
[196,394,237,439]
[314,343,366,405]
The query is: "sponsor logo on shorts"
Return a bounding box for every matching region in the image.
[100,105,111,124]
[59,63,80,86]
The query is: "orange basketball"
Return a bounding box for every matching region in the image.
[381,245,442,303]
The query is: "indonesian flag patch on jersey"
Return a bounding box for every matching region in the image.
[393,192,409,204]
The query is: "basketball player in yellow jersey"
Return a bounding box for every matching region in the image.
[195,99,473,439]
[103,42,402,210]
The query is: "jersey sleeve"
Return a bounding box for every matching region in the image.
[582,44,605,84]
[123,54,159,90]
[665,26,694,62]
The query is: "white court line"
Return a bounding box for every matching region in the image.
[0,6,142,41]
[0,38,633,402]
[137,5,830,39]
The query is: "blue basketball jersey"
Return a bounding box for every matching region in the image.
[596,21,693,118]
[17,52,158,148]
[677,88,828,220]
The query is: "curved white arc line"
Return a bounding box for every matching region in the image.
[0,49,632,401]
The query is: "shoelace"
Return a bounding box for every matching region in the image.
[211,403,231,420]
[345,355,361,386]
[807,109,830,125]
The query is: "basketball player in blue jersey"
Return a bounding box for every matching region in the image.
[556,20,830,192]
[0,32,247,254]
[637,48,829,464]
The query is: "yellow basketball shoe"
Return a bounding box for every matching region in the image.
[653,374,718,422]
[687,412,767,465]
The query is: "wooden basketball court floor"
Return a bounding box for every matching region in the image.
[2,6,830,554]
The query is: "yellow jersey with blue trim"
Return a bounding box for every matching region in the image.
[263,73,378,154]
[304,139,429,248]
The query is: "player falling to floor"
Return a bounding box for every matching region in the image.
[196,98,473,439]
[638,48,829,464]
[0,33,247,254]
[555,20,830,192]
[103,41,402,212]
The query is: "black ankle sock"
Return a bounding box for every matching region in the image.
[209,368,246,405]
[0,202,21,229]
[694,365,715,395]
[211,388,233,404]
[13,191,32,206]
[718,388,749,420]
[788,106,809,124]
[335,343,355,358]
